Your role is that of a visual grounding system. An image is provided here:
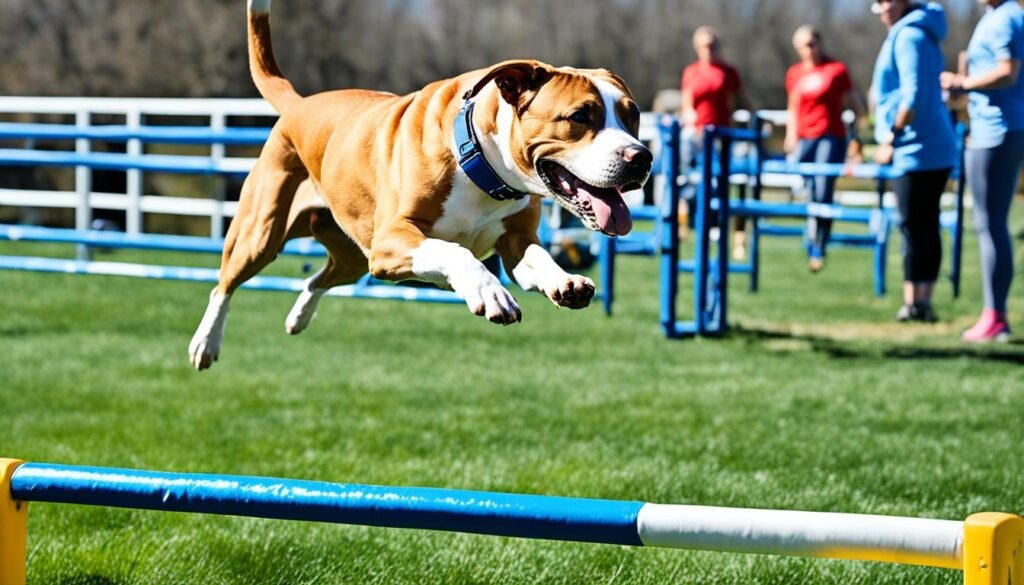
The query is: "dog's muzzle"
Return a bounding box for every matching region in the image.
[620,144,653,186]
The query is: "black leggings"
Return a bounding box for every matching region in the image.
[892,168,952,283]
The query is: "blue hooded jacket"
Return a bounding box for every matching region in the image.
[871,2,957,172]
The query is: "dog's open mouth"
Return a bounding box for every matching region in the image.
[538,160,635,236]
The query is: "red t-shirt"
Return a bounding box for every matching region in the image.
[785,59,852,139]
[681,61,741,128]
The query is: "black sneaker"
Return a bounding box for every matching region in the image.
[913,302,939,323]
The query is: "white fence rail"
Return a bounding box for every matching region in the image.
[0,97,277,239]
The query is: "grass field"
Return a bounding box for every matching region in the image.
[1,212,1023,585]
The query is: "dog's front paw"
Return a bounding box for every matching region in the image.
[189,289,229,371]
[188,334,220,371]
[463,279,522,325]
[545,274,595,309]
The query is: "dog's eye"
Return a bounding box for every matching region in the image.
[627,103,640,122]
[569,107,592,125]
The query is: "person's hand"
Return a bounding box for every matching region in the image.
[846,137,864,164]
[784,133,797,154]
[940,71,966,93]
[874,142,894,165]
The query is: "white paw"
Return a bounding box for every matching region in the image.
[188,334,221,371]
[285,287,325,335]
[462,277,522,325]
[544,274,595,309]
[189,290,230,371]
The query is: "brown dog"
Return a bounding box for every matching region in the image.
[189,0,652,370]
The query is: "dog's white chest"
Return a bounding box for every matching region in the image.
[430,173,531,258]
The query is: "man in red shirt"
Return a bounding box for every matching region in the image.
[784,25,867,272]
[680,27,752,258]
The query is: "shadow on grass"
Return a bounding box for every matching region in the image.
[730,325,1024,364]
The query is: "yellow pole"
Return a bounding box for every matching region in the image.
[963,512,1024,585]
[0,459,27,585]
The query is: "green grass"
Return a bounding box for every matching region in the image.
[1,213,1023,584]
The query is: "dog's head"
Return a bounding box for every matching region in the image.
[471,61,651,237]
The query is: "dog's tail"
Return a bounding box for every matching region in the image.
[247,0,301,113]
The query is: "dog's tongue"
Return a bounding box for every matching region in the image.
[576,184,633,236]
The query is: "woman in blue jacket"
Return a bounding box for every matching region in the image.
[871,0,957,323]
[941,0,1024,343]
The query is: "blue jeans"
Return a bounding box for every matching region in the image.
[795,135,846,257]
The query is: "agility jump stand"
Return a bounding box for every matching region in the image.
[660,121,758,337]
[663,122,898,337]
[2,459,1022,585]
[661,120,968,337]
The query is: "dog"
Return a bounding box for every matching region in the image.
[188,0,652,370]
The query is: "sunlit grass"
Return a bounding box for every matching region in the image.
[1,208,1022,584]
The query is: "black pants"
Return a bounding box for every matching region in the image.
[892,167,952,283]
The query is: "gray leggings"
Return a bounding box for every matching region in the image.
[966,130,1024,313]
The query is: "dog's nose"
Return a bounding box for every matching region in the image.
[621,145,652,176]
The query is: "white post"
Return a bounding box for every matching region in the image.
[74,110,93,260]
[125,109,143,235]
[210,111,227,239]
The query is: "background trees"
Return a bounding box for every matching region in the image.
[0,0,984,111]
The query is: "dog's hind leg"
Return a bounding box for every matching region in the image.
[285,208,368,335]
[189,130,308,370]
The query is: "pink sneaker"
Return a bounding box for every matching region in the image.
[961,309,1011,343]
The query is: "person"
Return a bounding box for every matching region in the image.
[680,26,753,259]
[870,0,958,322]
[785,25,868,273]
[940,0,1024,342]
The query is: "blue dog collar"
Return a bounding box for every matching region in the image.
[453,99,529,202]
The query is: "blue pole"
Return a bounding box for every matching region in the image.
[9,463,645,547]
[750,114,763,294]
[599,235,614,315]
[951,122,967,299]
[659,117,682,337]
[714,133,732,335]
[693,126,715,336]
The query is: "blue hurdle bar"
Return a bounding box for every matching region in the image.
[8,463,644,546]
[0,224,327,257]
[0,148,252,175]
[0,122,271,145]
[5,458,1016,585]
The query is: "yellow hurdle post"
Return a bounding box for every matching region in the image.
[0,459,27,585]
[963,512,1024,585]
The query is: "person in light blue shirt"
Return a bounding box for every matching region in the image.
[871,0,957,323]
[942,0,1024,343]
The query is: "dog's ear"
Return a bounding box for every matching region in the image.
[466,60,553,109]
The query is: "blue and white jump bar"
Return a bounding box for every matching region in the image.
[1,460,1021,585]
[0,256,462,303]
[0,224,464,303]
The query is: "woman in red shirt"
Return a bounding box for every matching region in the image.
[681,26,752,258]
[784,25,867,272]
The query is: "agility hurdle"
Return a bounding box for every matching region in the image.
[661,119,967,338]
[1,460,1021,585]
